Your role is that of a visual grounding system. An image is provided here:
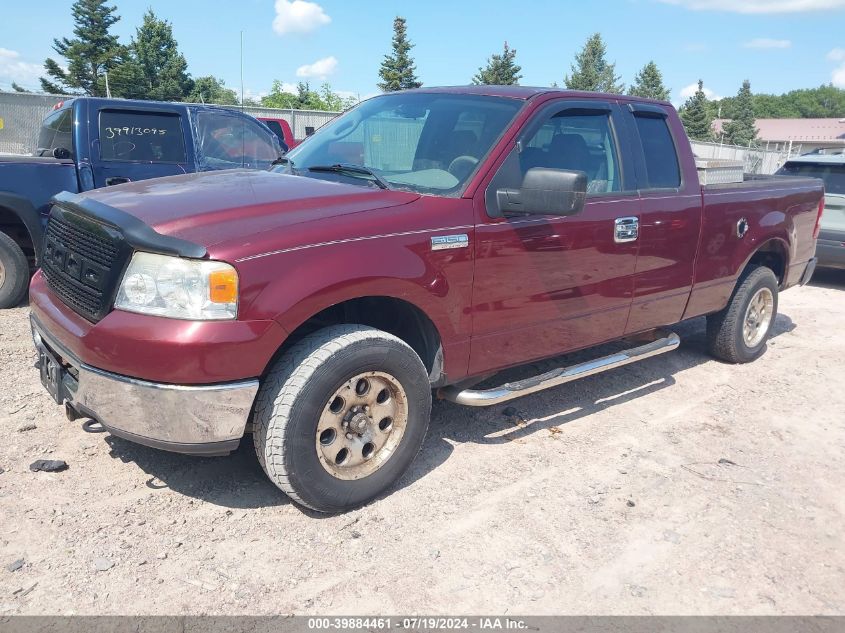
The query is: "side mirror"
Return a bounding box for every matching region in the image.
[52,147,71,160]
[496,167,587,217]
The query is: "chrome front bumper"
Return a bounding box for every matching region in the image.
[31,317,259,455]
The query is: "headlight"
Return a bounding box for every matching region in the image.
[115,252,238,320]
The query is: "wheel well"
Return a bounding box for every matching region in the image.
[269,297,445,385]
[0,207,36,264]
[746,240,786,286]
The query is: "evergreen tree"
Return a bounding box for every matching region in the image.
[377,16,422,92]
[128,10,192,101]
[564,33,623,93]
[10,82,27,93]
[628,61,670,101]
[721,80,759,146]
[472,41,522,85]
[187,76,239,105]
[40,0,123,95]
[679,80,714,141]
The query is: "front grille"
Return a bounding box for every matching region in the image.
[42,208,126,322]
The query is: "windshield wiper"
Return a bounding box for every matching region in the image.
[307,163,390,190]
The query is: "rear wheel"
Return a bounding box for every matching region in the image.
[706,265,779,363]
[253,325,431,512]
[0,231,29,309]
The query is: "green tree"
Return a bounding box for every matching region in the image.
[40,0,123,96]
[261,81,355,111]
[472,41,522,85]
[721,80,758,146]
[628,61,670,101]
[10,82,27,93]
[187,76,239,105]
[564,33,623,93]
[679,80,714,141]
[127,10,192,101]
[711,85,845,119]
[377,16,422,92]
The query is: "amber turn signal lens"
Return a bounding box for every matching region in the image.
[208,269,238,304]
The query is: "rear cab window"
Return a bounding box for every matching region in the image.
[630,108,681,189]
[98,110,186,163]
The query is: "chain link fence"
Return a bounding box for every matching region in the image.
[689,140,800,175]
[0,91,340,155]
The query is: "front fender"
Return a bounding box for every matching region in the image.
[233,228,475,379]
[0,192,44,261]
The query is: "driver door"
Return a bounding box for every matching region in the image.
[469,99,640,375]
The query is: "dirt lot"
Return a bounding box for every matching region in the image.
[1,271,844,615]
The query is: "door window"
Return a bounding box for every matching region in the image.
[521,111,621,194]
[99,110,186,163]
[196,112,279,170]
[37,109,73,157]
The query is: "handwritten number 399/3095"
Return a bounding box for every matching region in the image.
[104,127,167,139]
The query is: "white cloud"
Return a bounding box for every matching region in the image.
[296,56,338,79]
[829,49,845,87]
[243,87,269,102]
[273,82,299,95]
[0,48,41,89]
[272,0,330,36]
[743,38,792,49]
[658,0,845,12]
[679,82,722,101]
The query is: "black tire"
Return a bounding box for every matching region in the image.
[253,324,431,513]
[706,265,779,364]
[0,231,29,309]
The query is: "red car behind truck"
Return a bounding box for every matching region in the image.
[29,86,823,512]
[257,117,299,152]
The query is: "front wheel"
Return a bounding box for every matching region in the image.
[253,325,431,512]
[706,265,779,363]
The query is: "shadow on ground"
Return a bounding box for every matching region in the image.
[809,268,845,290]
[101,313,796,512]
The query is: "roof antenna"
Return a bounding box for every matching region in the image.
[240,30,245,110]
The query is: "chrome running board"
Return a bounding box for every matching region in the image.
[438,330,680,407]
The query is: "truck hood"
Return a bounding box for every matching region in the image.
[71,169,420,256]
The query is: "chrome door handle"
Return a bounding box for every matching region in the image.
[614,217,639,243]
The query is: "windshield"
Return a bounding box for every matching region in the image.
[777,161,845,195]
[281,93,523,195]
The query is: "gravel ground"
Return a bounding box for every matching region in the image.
[0,271,844,615]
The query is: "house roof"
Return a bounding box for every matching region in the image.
[713,118,845,144]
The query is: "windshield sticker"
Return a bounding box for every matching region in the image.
[104,127,168,139]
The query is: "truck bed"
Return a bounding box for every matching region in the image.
[682,174,824,320]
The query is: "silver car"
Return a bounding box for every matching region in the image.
[777,154,845,270]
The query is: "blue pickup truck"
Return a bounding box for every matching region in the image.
[0,97,283,308]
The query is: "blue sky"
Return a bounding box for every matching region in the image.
[2,0,844,105]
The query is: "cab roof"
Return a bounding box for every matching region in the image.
[398,85,672,106]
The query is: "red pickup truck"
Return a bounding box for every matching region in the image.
[29,86,823,512]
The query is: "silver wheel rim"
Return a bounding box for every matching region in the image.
[0,259,6,288]
[743,287,774,348]
[316,371,408,480]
